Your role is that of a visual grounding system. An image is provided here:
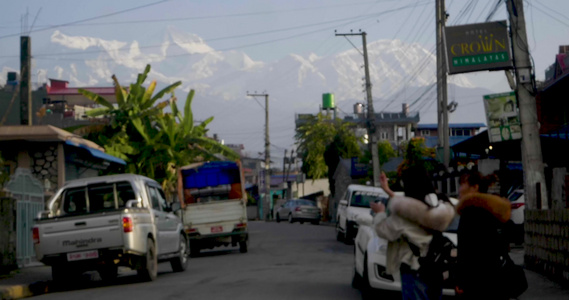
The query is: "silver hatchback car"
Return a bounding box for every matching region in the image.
[276,199,321,225]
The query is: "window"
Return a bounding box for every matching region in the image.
[450,129,468,136]
[350,191,388,208]
[156,187,168,211]
[63,187,87,215]
[380,132,389,140]
[420,130,430,136]
[147,186,161,211]
[58,181,135,216]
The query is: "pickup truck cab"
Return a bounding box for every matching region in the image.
[336,184,389,244]
[33,174,188,282]
[178,161,248,256]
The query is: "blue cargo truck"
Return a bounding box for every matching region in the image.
[177,161,248,256]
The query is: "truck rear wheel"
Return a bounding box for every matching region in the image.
[190,241,200,257]
[137,238,158,281]
[171,234,189,272]
[239,240,248,253]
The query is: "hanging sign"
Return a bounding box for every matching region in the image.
[445,20,513,74]
[483,91,522,143]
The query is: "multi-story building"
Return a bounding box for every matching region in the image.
[415,123,486,148]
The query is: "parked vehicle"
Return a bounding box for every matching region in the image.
[275,199,321,224]
[33,174,188,283]
[177,161,248,256]
[352,213,458,296]
[507,189,525,244]
[336,184,389,243]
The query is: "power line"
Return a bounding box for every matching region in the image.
[0,0,171,40]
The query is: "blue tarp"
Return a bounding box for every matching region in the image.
[182,161,240,189]
[65,140,126,165]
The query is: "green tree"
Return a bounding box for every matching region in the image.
[295,113,361,182]
[79,65,237,194]
[361,140,397,168]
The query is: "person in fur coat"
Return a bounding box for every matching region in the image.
[370,165,456,300]
[455,172,512,300]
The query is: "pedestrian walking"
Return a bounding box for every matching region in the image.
[455,171,515,299]
[370,162,455,300]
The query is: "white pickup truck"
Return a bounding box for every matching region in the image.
[177,161,248,256]
[33,174,188,282]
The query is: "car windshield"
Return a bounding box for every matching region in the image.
[296,200,316,206]
[508,191,523,201]
[350,191,388,208]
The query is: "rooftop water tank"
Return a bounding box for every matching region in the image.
[322,93,335,109]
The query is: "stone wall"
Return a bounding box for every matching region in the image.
[524,209,569,285]
[30,143,58,193]
[0,197,17,274]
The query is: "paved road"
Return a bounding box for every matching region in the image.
[35,221,363,300]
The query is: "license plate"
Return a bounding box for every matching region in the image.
[211,226,223,233]
[67,250,99,261]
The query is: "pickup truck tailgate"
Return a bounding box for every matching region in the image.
[38,213,124,256]
[184,200,245,227]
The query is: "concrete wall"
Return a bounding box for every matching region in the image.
[0,197,17,274]
[524,209,569,284]
[292,178,330,199]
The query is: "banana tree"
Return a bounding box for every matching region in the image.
[78,64,237,192]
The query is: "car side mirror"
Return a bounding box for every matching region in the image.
[126,199,141,208]
[171,202,181,212]
[339,200,348,206]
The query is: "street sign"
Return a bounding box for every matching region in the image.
[445,20,513,74]
[483,91,522,143]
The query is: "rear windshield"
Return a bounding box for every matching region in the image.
[296,200,316,206]
[57,181,136,216]
[350,191,388,208]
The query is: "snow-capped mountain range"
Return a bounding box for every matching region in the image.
[1,26,490,155]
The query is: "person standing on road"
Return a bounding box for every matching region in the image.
[370,163,455,300]
[455,172,512,299]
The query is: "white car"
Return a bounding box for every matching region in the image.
[352,214,458,297]
[336,184,389,244]
[507,189,525,244]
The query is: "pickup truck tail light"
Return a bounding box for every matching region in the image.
[235,223,247,229]
[123,217,134,233]
[32,227,39,244]
[295,207,301,212]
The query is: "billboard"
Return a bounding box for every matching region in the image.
[483,92,522,143]
[445,20,513,74]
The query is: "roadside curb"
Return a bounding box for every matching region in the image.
[0,281,49,300]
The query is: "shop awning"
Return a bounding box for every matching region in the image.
[65,140,126,165]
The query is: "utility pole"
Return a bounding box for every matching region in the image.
[506,0,548,209]
[285,149,294,199]
[336,30,381,186]
[247,92,271,219]
[436,0,449,168]
[20,36,32,126]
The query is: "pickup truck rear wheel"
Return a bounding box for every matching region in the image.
[171,234,189,272]
[137,238,158,281]
[276,213,281,223]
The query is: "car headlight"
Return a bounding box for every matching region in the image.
[371,238,388,255]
